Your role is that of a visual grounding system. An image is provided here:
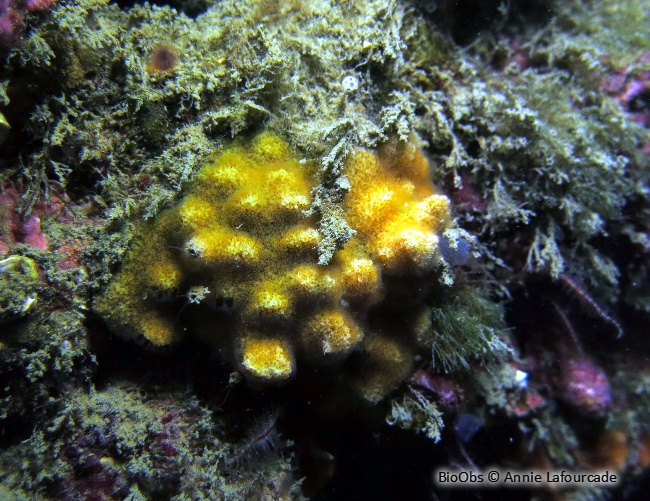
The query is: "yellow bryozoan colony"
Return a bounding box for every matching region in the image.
[95,132,451,402]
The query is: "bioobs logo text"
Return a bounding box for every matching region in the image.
[436,470,486,486]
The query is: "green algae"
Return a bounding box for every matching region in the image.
[386,386,444,441]
[430,289,510,373]
[0,310,94,421]
[0,255,39,321]
[3,0,644,302]
[0,380,303,500]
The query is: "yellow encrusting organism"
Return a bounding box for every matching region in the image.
[95,132,452,402]
[354,334,414,404]
[301,308,364,356]
[139,313,177,346]
[343,139,451,274]
[147,260,182,291]
[241,337,294,380]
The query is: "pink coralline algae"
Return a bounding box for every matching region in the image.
[411,369,463,409]
[25,0,56,10]
[559,357,612,416]
[445,174,486,214]
[1,188,48,254]
[0,186,71,255]
[0,0,56,50]
[492,35,531,72]
[55,241,86,271]
[0,1,21,47]
[603,53,650,128]
[18,214,47,250]
[505,391,545,418]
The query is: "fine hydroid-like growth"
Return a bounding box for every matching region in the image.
[227,407,284,469]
